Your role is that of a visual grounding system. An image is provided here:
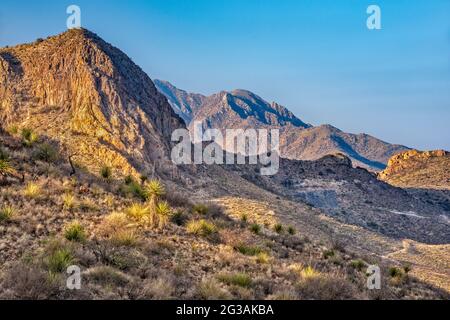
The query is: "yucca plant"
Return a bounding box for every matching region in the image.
[145,179,166,226]
[0,159,14,177]
[21,128,38,147]
[0,205,15,223]
[24,182,40,198]
[156,201,172,229]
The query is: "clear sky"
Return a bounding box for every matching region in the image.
[1,0,449,150]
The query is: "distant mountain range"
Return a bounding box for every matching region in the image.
[155,80,409,170]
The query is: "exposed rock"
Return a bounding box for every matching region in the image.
[0,29,184,177]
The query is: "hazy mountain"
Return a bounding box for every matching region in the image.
[0,29,184,176]
[155,80,409,170]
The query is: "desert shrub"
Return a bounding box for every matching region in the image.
[186,219,217,238]
[125,203,150,221]
[192,203,209,215]
[164,191,192,208]
[0,159,14,176]
[124,175,134,185]
[110,230,139,247]
[403,264,412,274]
[24,182,40,198]
[122,180,147,200]
[0,263,59,299]
[46,248,74,273]
[86,266,129,287]
[299,266,321,279]
[0,147,9,160]
[33,143,58,162]
[323,249,335,259]
[287,226,296,235]
[249,223,261,235]
[255,252,271,264]
[62,193,76,210]
[388,267,403,278]
[273,223,283,234]
[197,279,232,300]
[100,166,112,180]
[0,205,15,223]
[217,273,252,288]
[99,212,129,237]
[140,276,175,300]
[240,213,248,223]
[234,244,263,256]
[64,221,86,242]
[7,126,18,135]
[21,128,38,147]
[171,210,187,226]
[297,274,358,300]
[350,259,366,271]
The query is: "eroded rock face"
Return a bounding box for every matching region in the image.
[0,29,184,176]
[379,150,450,189]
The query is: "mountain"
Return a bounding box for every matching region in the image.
[155,80,408,170]
[0,29,184,177]
[379,150,450,190]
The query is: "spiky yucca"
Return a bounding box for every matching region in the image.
[145,179,166,227]
[156,201,172,229]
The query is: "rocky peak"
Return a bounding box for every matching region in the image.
[0,29,184,176]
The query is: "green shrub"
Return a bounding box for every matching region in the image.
[186,219,217,237]
[287,226,296,235]
[322,249,335,259]
[0,206,15,223]
[171,210,187,226]
[21,128,38,147]
[350,259,366,271]
[273,223,283,234]
[240,213,248,223]
[217,273,252,288]
[0,159,14,176]
[24,182,40,198]
[33,143,58,162]
[64,221,86,242]
[388,267,403,278]
[0,147,9,161]
[192,204,209,215]
[234,244,263,256]
[46,248,74,273]
[100,166,112,180]
[249,223,261,235]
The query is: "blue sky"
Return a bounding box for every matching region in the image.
[1,0,449,150]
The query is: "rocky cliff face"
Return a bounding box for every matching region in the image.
[155,80,408,170]
[0,29,184,176]
[379,150,450,189]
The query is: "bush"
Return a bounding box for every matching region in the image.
[197,279,232,300]
[125,203,150,221]
[240,213,248,223]
[33,143,58,162]
[21,128,38,147]
[388,267,403,278]
[350,259,366,272]
[249,223,261,235]
[234,244,263,256]
[0,205,15,223]
[255,252,271,264]
[192,204,209,215]
[122,180,147,200]
[62,193,76,210]
[273,223,283,234]
[46,248,74,273]
[100,166,112,180]
[217,273,252,288]
[299,266,321,279]
[0,159,14,176]
[0,147,9,160]
[287,226,296,235]
[297,274,358,300]
[110,229,139,247]
[24,182,40,198]
[171,210,187,226]
[64,221,86,242]
[322,249,335,259]
[186,219,217,238]
[156,201,172,229]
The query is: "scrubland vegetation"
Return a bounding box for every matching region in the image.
[0,128,448,300]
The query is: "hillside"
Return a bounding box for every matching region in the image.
[0,29,184,178]
[155,80,408,170]
[379,150,450,190]
[0,29,448,299]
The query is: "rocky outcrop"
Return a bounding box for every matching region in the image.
[379,150,450,189]
[0,29,184,176]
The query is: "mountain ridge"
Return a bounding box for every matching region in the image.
[155,80,409,170]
